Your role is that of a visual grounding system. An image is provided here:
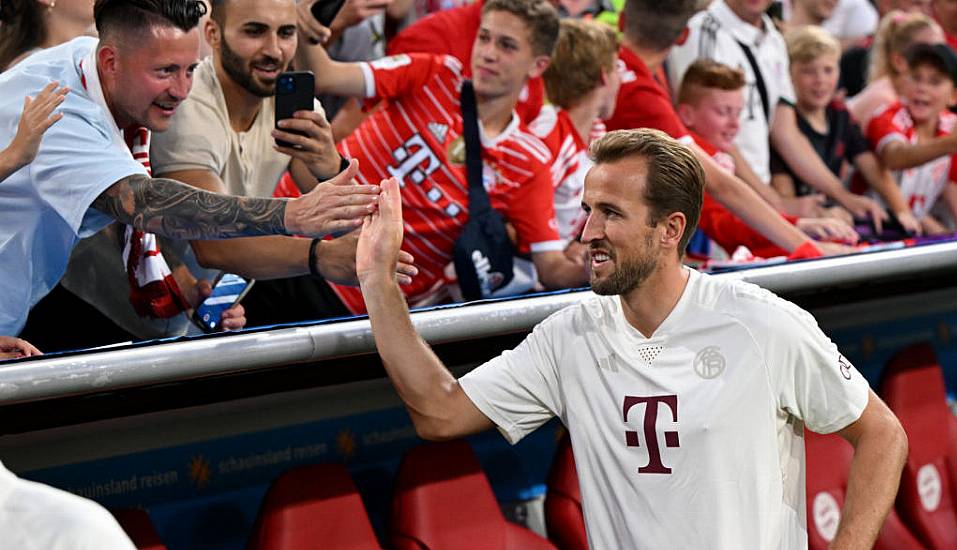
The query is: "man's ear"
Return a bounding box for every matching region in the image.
[676,102,695,128]
[97,44,119,79]
[205,18,221,49]
[528,55,551,79]
[661,211,687,251]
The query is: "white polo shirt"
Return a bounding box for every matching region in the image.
[0,37,147,336]
[460,268,869,549]
[668,0,795,184]
[0,461,135,549]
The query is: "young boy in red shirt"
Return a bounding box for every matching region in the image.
[866,42,957,235]
[676,59,858,258]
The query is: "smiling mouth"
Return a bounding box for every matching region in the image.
[153,101,178,113]
[590,250,611,266]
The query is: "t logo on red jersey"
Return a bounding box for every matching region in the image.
[623,395,680,474]
[388,134,440,185]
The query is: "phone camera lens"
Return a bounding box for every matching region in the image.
[278,76,294,94]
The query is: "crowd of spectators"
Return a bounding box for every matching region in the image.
[0,0,954,544]
[0,0,955,357]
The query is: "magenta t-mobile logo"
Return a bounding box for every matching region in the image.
[623,395,679,474]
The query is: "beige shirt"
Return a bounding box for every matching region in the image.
[151,56,316,198]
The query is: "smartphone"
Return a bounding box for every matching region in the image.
[275,71,315,149]
[191,273,255,333]
[311,0,347,27]
[766,1,784,21]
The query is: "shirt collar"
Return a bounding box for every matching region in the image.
[80,44,124,142]
[710,0,773,47]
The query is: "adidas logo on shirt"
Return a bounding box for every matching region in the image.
[428,122,449,144]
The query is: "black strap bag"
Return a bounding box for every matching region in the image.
[452,80,515,300]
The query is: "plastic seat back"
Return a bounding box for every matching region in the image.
[544,434,587,550]
[391,440,555,550]
[881,343,957,549]
[249,463,381,550]
[112,508,167,550]
[805,430,924,549]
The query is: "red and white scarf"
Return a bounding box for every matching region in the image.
[79,59,188,318]
[121,127,189,318]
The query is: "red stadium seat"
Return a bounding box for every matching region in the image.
[804,430,924,549]
[112,508,167,550]
[544,434,587,550]
[881,342,957,549]
[391,440,556,550]
[249,463,381,550]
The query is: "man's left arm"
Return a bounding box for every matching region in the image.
[831,389,908,550]
[770,104,887,224]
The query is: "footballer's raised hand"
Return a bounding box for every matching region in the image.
[284,158,380,238]
[357,176,405,286]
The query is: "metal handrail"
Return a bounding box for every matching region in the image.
[2,241,956,406]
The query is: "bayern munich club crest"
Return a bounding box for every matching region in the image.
[694,346,726,379]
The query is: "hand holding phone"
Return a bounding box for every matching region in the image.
[275,71,315,149]
[192,273,255,333]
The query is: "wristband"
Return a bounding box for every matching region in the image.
[787,240,822,260]
[308,238,322,277]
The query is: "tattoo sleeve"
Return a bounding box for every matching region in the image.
[92,174,288,240]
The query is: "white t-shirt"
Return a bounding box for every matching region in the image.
[822,0,879,40]
[668,0,795,184]
[0,37,148,336]
[460,268,869,549]
[0,461,135,549]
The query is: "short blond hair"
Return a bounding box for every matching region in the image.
[786,25,841,65]
[542,19,619,109]
[870,10,941,82]
[676,59,746,107]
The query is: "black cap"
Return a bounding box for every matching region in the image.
[906,43,957,86]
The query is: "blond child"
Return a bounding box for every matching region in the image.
[775,25,921,234]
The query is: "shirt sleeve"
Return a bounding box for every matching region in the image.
[742,286,870,434]
[607,84,691,138]
[361,53,461,101]
[867,109,906,153]
[29,105,146,236]
[497,160,563,254]
[150,93,231,176]
[459,317,564,444]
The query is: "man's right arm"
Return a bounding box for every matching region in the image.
[91,161,379,241]
[295,36,368,98]
[879,133,957,171]
[358,177,493,440]
[160,168,321,280]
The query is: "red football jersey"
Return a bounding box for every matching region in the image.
[333,53,561,313]
[529,105,604,242]
[865,102,957,219]
[386,0,544,124]
[605,46,691,140]
[692,133,792,258]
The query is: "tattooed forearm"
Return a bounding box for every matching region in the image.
[92,174,288,240]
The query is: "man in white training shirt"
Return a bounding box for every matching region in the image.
[0,461,135,549]
[356,128,908,549]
